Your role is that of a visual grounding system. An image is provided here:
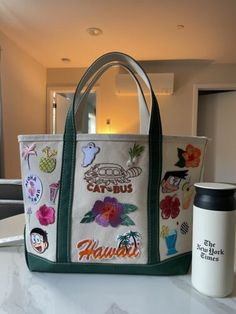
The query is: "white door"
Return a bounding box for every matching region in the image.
[197,91,236,183]
[54,92,96,134]
[56,94,71,134]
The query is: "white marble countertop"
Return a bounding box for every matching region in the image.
[0,246,235,314]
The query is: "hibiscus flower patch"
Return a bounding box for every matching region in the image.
[80,197,138,227]
[160,195,180,219]
[175,144,201,168]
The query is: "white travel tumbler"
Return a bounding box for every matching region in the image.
[192,183,236,297]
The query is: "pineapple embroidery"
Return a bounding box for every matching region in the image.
[39,146,57,173]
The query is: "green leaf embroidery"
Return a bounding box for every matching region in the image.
[123,204,138,214]
[80,210,96,223]
[175,148,186,168]
[129,143,144,160]
[120,214,135,226]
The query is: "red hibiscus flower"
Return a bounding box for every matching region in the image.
[160,195,180,219]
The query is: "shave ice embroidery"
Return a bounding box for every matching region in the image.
[49,181,60,204]
[80,197,138,227]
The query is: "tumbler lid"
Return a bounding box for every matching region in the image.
[194,182,236,190]
[194,182,236,211]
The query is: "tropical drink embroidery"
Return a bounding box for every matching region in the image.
[160,225,178,256]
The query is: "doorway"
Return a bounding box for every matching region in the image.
[47,87,98,134]
[195,88,236,183]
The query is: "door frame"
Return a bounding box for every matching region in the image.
[192,83,236,135]
[46,85,101,134]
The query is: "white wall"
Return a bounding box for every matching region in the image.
[0,30,46,178]
[47,60,236,136]
[142,61,236,135]
[197,91,236,183]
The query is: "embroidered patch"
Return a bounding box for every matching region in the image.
[127,143,144,167]
[175,144,201,168]
[117,230,141,249]
[87,183,133,194]
[165,229,178,256]
[80,197,137,227]
[82,142,100,167]
[182,181,194,209]
[160,194,180,219]
[49,181,60,204]
[180,222,189,235]
[160,225,178,255]
[30,228,49,254]
[22,143,37,170]
[161,170,188,193]
[76,237,141,262]
[36,204,55,226]
[84,163,142,194]
[160,225,169,239]
[39,146,57,173]
[24,174,43,204]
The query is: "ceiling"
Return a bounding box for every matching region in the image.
[0,0,236,68]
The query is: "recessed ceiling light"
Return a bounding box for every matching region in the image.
[86,27,103,36]
[176,24,185,30]
[61,57,71,64]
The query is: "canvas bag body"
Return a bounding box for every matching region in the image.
[18,52,208,274]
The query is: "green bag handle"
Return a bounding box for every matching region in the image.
[71,54,153,134]
[74,62,150,134]
[57,52,163,264]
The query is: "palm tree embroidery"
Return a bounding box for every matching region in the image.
[117,231,142,251]
[22,143,37,170]
[117,234,131,252]
[127,231,141,248]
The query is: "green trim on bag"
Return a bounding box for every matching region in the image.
[25,251,191,275]
[56,108,77,262]
[147,91,162,264]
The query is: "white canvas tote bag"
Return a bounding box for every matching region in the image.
[19,52,208,274]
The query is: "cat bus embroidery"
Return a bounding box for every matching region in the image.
[84,163,142,194]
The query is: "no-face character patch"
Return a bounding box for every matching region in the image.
[161,170,188,193]
[30,228,49,254]
[81,142,100,167]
